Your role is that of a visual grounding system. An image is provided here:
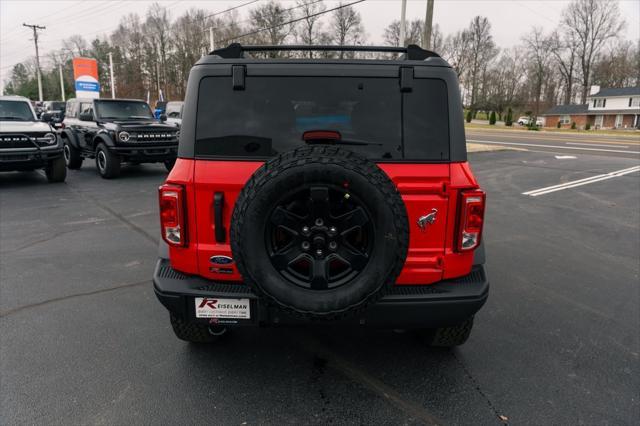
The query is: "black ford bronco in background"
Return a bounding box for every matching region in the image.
[0,95,66,183]
[61,98,179,178]
[154,44,488,347]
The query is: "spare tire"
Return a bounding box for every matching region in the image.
[230,146,409,319]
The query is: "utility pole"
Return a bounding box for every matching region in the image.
[208,27,216,52]
[399,0,407,47]
[108,52,116,98]
[23,23,45,102]
[58,63,65,101]
[423,0,434,49]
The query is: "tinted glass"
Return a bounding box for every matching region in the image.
[196,76,402,160]
[166,102,183,118]
[80,102,93,116]
[0,101,35,121]
[95,101,153,120]
[403,79,449,160]
[196,76,449,161]
[48,102,66,112]
[65,101,77,118]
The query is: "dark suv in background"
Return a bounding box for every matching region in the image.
[61,98,179,178]
[153,44,489,347]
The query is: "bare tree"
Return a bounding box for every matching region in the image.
[294,0,327,57]
[249,0,293,54]
[562,0,625,102]
[111,14,147,98]
[145,3,172,98]
[63,35,89,56]
[523,27,552,117]
[383,19,423,47]
[466,16,497,109]
[330,2,364,58]
[441,30,472,78]
[430,24,444,53]
[549,30,579,104]
[591,40,639,88]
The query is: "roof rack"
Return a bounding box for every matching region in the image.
[210,43,440,61]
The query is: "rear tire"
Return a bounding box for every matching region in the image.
[95,143,120,179]
[418,317,474,347]
[45,156,67,183]
[169,314,228,343]
[64,141,83,169]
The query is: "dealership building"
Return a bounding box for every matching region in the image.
[542,86,640,130]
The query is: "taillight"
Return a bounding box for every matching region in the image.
[159,183,186,247]
[457,189,486,251]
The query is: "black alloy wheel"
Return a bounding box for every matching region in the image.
[266,185,373,290]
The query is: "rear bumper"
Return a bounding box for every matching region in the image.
[153,258,489,328]
[0,147,63,170]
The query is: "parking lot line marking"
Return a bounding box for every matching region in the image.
[467,139,640,154]
[522,165,640,196]
[566,142,629,148]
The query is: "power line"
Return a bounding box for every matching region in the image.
[235,0,324,26]
[205,0,260,19]
[218,0,366,44]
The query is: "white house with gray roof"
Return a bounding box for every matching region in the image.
[542,86,640,130]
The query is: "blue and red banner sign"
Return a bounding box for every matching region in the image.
[72,57,100,99]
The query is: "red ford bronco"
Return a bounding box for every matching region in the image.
[153,44,488,346]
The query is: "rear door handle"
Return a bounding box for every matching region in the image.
[213,192,226,243]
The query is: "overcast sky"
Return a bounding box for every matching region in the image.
[1,0,639,91]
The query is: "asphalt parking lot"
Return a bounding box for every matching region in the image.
[1,146,639,425]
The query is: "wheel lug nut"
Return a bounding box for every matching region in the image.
[329,241,337,251]
[302,226,310,235]
[329,226,337,235]
[316,249,323,257]
[315,218,324,226]
[302,241,310,250]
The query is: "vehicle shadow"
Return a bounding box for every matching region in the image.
[177,326,472,422]
[0,171,51,188]
[68,163,169,180]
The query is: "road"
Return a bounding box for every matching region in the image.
[466,128,640,159]
[1,149,639,425]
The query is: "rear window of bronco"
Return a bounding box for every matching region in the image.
[195,76,449,161]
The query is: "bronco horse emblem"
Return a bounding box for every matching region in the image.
[417,208,438,231]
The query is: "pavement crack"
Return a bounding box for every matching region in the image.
[66,186,159,247]
[0,280,150,318]
[2,228,80,254]
[453,351,507,424]
[300,334,443,425]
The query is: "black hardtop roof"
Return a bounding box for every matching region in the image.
[197,43,449,67]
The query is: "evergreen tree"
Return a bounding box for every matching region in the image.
[505,108,513,126]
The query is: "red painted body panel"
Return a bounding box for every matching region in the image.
[164,159,481,285]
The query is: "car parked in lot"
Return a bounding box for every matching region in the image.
[165,101,183,126]
[0,95,66,182]
[517,116,543,127]
[61,98,180,178]
[153,44,489,347]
